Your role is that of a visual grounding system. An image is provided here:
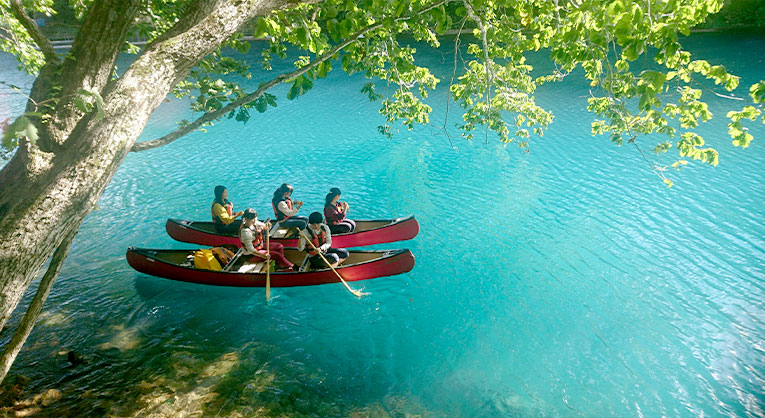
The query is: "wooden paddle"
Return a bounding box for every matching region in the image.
[264,218,271,301]
[297,228,367,298]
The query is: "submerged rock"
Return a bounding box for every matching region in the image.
[67,350,86,366]
[97,324,144,351]
[38,311,69,327]
[0,375,30,406]
[121,351,243,417]
[348,402,392,418]
[1,387,63,417]
[201,352,239,378]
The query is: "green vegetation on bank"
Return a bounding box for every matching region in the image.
[697,0,765,31]
[26,0,765,43]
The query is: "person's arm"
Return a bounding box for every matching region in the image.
[297,230,306,252]
[240,229,256,255]
[278,200,300,217]
[321,225,332,251]
[242,230,268,259]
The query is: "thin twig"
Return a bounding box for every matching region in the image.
[464,1,494,144]
[438,17,468,150]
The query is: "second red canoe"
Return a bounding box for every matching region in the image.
[165,215,419,248]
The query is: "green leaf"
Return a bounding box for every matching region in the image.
[296,26,310,47]
[236,107,251,122]
[2,116,38,149]
[288,78,303,99]
[750,82,765,104]
[254,98,268,113]
[73,95,92,113]
[73,88,106,119]
[264,93,277,107]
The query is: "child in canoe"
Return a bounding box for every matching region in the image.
[298,212,349,269]
[323,187,356,234]
[211,185,244,234]
[271,183,308,230]
[239,209,294,271]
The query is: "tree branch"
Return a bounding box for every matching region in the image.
[8,0,58,64]
[131,0,453,152]
[39,0,143,149]
[0,228,76,383]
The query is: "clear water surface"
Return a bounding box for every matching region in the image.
[0,33,763,417]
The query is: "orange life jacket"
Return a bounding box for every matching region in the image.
[252,226,264,250]
[304,227,327,256]
[239,225,265,251]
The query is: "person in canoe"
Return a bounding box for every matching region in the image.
[323,187,356,234]
[298,212,349,269]
[271,183,308,230]
[212,185,244,234]
[239,209,295,271]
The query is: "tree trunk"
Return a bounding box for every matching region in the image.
[0,228,77,383]
[0,0,306,382]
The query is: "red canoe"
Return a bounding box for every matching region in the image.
[126,247,415,287]
[165,215,419,248]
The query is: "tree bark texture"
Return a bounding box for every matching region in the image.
[0,0,306,347]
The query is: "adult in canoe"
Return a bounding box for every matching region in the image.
[271,183,308,230]
[212,185,243,234]
[324,187,356,234]
[298,212,348,269]
[239,209,294,271]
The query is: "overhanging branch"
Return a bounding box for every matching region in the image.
[8,0,59,64]
[131,0,452,152]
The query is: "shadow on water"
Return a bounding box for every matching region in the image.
[1,293,452,417]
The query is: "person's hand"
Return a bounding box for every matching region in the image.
[296,201,303,208]
[320,243,330,252]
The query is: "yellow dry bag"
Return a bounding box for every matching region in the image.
[193,249,222,271]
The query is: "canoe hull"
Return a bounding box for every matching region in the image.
[126,247,415,287]
[165,216,419,248]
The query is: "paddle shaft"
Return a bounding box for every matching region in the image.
[297,229,364,298]
[265,218,271,301]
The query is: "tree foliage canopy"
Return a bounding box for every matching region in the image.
[1,0,763,185]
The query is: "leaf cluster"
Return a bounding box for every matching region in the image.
[1,0,761,185]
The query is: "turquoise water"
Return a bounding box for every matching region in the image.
[1,33,764,416]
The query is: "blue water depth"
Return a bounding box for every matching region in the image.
[1,33,764,417]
